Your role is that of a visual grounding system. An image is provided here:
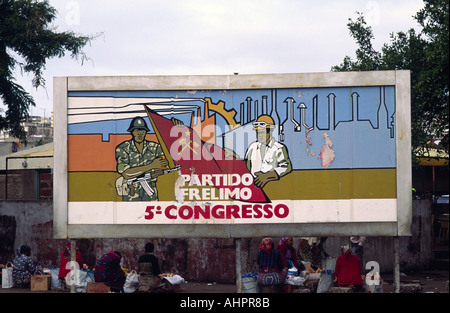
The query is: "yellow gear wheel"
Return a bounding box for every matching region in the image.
[205,97,240,130]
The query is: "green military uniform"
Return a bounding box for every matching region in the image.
[116,139,164,201]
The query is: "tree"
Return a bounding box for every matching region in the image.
[0,0,95,139]
[332,0,449,159]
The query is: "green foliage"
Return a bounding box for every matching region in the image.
[332,0,449,159]
[0,0,95,139]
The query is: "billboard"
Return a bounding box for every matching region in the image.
[53,71,411,238]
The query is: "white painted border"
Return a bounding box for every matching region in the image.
[395,71,412,236]
[68,199,397,224]
[53,77,68,238]
[67,72,397,91]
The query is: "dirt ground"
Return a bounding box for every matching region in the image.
[379,270,449,293]
[0,269,447,294]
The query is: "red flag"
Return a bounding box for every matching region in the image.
[145,106,269,203]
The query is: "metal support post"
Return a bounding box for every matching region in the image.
[70,239,76,293]
[236,238,242,293]
[393,236,400,293]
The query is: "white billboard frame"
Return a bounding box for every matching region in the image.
[53,71,411,239]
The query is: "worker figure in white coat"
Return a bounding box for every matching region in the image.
[245,115,292,188]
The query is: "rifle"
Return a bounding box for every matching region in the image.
[126,164,181,197]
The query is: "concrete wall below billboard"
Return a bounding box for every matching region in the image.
[1,200,433,284]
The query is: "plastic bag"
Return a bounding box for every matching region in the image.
[323,257,337,271]
[316,272,334,293]
[241,272,258,293]
[123,270,140,293]
[316,257,336,293]
[49,268,61,290]
[285,276,306,286]
[1,263,13,288]
[161,274,184,285]
[287,267,298,277]
[74,269,94,293]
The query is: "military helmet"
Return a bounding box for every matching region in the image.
[127,117,150,132]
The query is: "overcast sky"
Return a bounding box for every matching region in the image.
[11,0,425,117]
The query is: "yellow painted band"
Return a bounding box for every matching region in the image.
[68,169,396,202]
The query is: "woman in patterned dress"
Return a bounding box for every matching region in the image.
[12,245,36,288]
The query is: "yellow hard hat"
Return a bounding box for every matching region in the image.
[253,115,275,130]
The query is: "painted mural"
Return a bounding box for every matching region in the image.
[67,86,397,225]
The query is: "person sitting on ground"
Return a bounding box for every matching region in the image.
[276,237,298,270]
[333,243,363,292]
[297,237,328,270]
[137,242,163,292]
[12,245,36,288]
[138,242,161,276]
[350,236,366,273]
[257,237,286,288]
[94,251,126,292]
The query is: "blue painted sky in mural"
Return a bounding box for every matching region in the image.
[68,84,396,170]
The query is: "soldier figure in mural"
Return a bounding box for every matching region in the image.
[245,115,292,189]
[115,117,168,201]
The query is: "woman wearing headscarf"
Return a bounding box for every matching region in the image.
[257,237,286,286]
[297,237,328,270]
[58,240,84,283]
[333,243,363,291]
[94,251,126,292]
[276,237,297,270]
[12,245,36,288]
[137,242,162,292]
